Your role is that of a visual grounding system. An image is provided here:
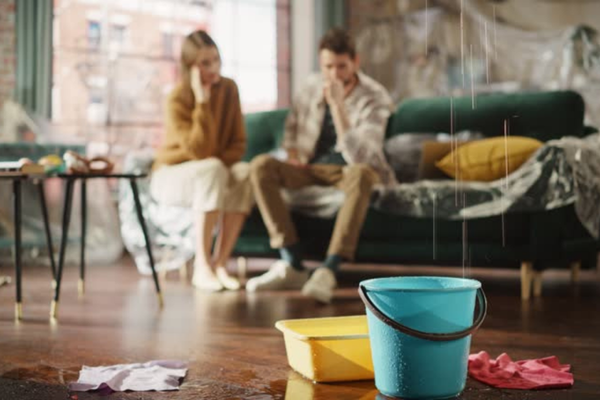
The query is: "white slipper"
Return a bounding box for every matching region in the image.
[215,267,241,291]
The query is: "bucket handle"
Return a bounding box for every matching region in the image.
[359,284,487,342]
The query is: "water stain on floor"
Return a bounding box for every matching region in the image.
[1,364,80,386]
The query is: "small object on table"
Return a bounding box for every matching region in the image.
[88,156,114,174]
[0,160,45,175]
[63,151,90,174]
[39,154,65,174]
[63,151,115,174]
[18,157,34,165]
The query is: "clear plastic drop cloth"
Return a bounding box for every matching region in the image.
[354,0,600,127]
[119,132,600,276]
[372,133,600,239]
[118,150,195,276]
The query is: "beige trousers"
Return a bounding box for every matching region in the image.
[250,154,380,260]
[151,158,254,213]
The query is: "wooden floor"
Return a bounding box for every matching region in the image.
[0,256,599,400]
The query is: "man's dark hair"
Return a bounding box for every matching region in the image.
[319,28,356,58]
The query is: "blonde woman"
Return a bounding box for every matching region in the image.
[151,30,253,291]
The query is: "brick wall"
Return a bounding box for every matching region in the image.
[0,0,16,109]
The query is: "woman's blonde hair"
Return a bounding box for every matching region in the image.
[178,30,218,103]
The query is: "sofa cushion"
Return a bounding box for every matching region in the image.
[436,136,543,181]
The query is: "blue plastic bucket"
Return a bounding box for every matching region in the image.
[359,276,487,399]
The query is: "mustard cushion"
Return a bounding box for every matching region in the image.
[435,136,543,181]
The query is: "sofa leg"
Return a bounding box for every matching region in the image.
[237,257,247,282]
[520,262,533,300]
[570,261,581,283]
[533,271,543,297]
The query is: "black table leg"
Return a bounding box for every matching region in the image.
[129,178,163,307]
[79,179,87,297]
[13,179,22,321]
[37,181,57,286]
[51,178,75,319]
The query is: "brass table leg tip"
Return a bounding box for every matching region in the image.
[78,279,85,297]
[158,293,164,308]
[50,300,59,319]
[15,303,23,320]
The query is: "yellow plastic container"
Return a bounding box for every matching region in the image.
[275,315,374,382]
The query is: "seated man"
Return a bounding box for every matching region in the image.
[246,28,396,303]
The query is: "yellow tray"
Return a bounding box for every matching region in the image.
[275,315,374,382]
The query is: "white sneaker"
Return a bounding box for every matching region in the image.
[246,260,309,292]
[302,267,337,303]
[192,268,224,292]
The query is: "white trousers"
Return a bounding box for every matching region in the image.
[151,158,254,213]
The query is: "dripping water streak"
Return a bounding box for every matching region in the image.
[451,97,459,207]
[493,5,497,61]
[485,21,489,84]
[460,0,465,88]
[462,193,468,278]
[470,44,475,109]
[425,0,428,56]
[433,193,437,260]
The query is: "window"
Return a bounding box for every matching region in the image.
[89,91,103,104]
[212,0,291,112]
[52,0,291,154]
[88,20,101,50]
[110,24,127,45]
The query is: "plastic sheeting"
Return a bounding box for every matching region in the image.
[119,130,600,275]
[354,0,600,126]
[372,133,600,239]
[118,150,195,276]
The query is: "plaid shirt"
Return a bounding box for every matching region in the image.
[282,71,397,185]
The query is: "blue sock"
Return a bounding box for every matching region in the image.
[279,243,305,271]
[323,254,343,273]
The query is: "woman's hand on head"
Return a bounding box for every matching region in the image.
[191,66,211,104]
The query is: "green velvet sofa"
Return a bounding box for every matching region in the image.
[235,90,599,299]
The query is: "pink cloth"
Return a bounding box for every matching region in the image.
[468,351,573,390]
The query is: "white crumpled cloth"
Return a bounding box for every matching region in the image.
[69,360,188,392]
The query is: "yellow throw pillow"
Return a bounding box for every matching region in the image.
[435,136,543,181]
